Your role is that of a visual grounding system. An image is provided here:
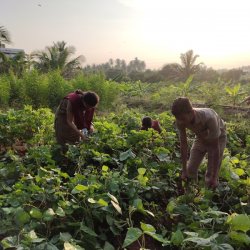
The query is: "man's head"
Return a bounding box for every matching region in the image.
[82,91,100,109]
[142,116,152,129]
[171,97,195,124]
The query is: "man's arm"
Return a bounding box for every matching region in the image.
[66,101,87,140]
[83,108,95,132]
[178,126,188,180]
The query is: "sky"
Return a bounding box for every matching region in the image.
[1,0,250,69]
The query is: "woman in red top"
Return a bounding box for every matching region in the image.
[54,90,99,145]
[141,116,162,133]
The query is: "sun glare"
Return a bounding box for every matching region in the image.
[119,0,250,68]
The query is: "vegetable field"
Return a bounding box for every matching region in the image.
[0,107,249,250]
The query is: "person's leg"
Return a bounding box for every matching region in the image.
[205,135,227,187]
[187,139,207,182]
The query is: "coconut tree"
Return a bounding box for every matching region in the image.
[0,26,12,47]
[175,50,202,81]
[33,41,85,78]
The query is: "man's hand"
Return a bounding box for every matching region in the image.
[80,133,89,141]
[89,125,94,133]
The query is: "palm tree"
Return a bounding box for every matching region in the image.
[176,50,202,81]
[0,26,11,47]
[33,41,85,78]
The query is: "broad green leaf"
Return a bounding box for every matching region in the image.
[56,207,65,217]
[60,232,72,242]
[183,233,219,247]
[30,208,43,219]
[102,165,109,172]
[72,184,88,194]
[1,236,18,248]
[156,153,170,162]
[97,198,108,207]
[140,222,156,233]
[144,231,169,244]
[234,168,245,176]
[171,230,184,246]
[106,214,114,225]
[80,224,97,237]
[43,208,55,221]
[15,209,30,225]
[103,241,115,250]
[2,207,14,214]
[231,157,240,164]
[166,200,176,214]
[122,228,143,248]
[228,214,250,232]
[229,231,250,245]
[138,168,146,175]
[119,149,136,161]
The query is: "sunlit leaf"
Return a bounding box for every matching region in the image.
[138,168,146,175]
[30,208,43,219]
[140,222,156,233]
[72,184,88,194]
[88,198,96,203]
[107,192,119,204]
[55,207,65,217]
[227,214,250,232]
[43,208,55,221]
[111,200,122,214]
[97,198,108,207]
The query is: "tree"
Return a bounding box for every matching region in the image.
[0,51,27,77]
[221,68,243,83]
[194,65,219,82]
[128,57,146,73]
[33,41,85,78]
[175,50,202,81]
[160,63,180,81]
[0,26,11,47]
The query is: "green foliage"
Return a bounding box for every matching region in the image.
[0,107,249,249]
[47,70,70,110]
[225,83,244,106]
[0,75,10,106]
[20,70,48,108]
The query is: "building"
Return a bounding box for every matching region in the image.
[0,47,25,58]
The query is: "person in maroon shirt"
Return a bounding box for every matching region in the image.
[54,90,99,146]
[141,116,162,133]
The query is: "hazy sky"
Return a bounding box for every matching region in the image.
[1,0,250,69]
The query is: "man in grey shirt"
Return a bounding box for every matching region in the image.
[171,97,227,189]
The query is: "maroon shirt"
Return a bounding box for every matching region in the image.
[152,120,162,133]
[64,92,95,130]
